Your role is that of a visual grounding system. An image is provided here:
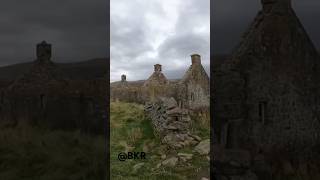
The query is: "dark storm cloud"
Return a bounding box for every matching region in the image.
[293,1,320,49]
[213,0,320,54]
[212,0,260,54]
[111,0,210,82]
[0,0,108,66]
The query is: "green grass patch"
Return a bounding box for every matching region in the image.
[0,124,105,180]
[110,102,210,180]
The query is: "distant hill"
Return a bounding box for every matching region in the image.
[0,58,108,81]
[0,55,229,84]
[57,58,108,80]
[0,62,33,81]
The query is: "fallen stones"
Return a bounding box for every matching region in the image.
[156,162,162,169]
[194,139,210,155]
[157,154,193,168]
[189,134,202,141]
[178,153,193,162]
[161,157,178,167]
[162,132,200,149]
[161,154,166,160]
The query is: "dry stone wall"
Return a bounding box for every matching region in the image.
[144,97,202,149]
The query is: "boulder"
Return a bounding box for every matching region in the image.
[189,134,202,141]
[161,97,177,109]
[194,139,210,155]
[178,153,193,162]
[161,154,166,160]
[162,157,178,167]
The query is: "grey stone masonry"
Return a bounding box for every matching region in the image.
[145,97,201,149]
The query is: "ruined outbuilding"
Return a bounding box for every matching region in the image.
[144,64,169,87]
[0,41,107,134]
[179,54,210,110]
[213,0,320,151]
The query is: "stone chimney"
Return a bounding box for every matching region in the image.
[37,41,52,62]
[121,74,126,82]
[191,54,201,65]
[154,64,162,72]
[261,0,291,13]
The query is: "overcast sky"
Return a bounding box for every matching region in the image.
[110,0,210,82]
[0,0,108,66]
[2,0,317,78]
[213,0,320,55]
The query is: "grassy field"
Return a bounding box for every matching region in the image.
[0,123,106,180]
[110,102,210,180]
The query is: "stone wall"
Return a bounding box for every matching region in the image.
[0,79,107,134]
[144,97,201,149]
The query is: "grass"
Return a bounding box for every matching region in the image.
[0,123,106,180]
[190,111,210,138]
[110,102,210,180]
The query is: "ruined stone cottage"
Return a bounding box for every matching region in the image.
[213,0,320,151]
[0,41,107,134]
[179,54,210,111]
[110,54,210,112]
[144,64,169,87]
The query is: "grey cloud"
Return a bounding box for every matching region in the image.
[159,33,209,60]
[175,0,210,32]
[158,0,210,75]
[0,0,108,66]
[110,0,210,82]
[110,20,153,60]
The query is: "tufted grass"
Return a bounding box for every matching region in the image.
[0,123,106,180]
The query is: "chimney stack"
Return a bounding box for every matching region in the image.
[121,74,126,82]
[191,54,201,65]
[261,0,291,13]
[37,41,52,62]
[154,64,162,72]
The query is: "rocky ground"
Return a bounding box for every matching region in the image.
[110,102,210,180]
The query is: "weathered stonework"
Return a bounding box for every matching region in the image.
[212,1,320,179]
[213,0,320,153]
[144,97,201,149]
[0,41,107,134]
[111,54,210,112]
[179,54,210,111]
[144,64,169,87]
